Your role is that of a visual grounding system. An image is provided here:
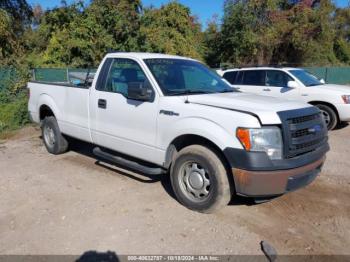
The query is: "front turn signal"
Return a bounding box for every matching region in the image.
[236,128,251,151]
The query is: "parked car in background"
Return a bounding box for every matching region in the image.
[28,53,329,213]
[218,67,350,130]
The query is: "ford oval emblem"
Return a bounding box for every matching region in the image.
[308,125,322,134]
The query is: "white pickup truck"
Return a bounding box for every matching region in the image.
[28,53,329,213]
[218,67,350,130]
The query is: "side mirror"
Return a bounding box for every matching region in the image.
[320,79,325,84]
[127,81,153,102]
[287,81,299,89]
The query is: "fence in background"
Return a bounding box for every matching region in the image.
[31,67,350,85]
[0,68,19,90]
[32,68,97,84]
[304,67,350,85]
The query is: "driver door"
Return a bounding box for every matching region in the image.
[89,58,161,163]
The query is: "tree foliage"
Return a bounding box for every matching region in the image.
[140,2,203,59]
[0,9,17,61]
[334,7,350,63]
[203,16,222,67]
[1,0,350,68]
[0,0,32,33]
[11,0,203,67]
[205,0,350,67]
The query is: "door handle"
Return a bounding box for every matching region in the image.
[263,88,271,91]
[98,99,107,109]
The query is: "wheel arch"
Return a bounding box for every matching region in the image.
[164,134,231,172]
[308,101,340,122]
[37,94,61,122]
[39,104,55,121]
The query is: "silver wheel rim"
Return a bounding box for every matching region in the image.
[43,126,55,148]
[321,109,331,126]
[179,161,211,202]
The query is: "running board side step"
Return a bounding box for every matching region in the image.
[93,147,166,175]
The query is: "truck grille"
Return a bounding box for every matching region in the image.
[278,108,328,158]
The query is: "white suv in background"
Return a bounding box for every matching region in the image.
[218,67,350,130]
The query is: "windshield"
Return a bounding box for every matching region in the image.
[289,69,323,87]
[144,59,234,96]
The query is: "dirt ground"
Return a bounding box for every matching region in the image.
[0,125,349,256]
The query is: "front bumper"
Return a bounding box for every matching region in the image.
[232,156,325,197]
[336,104,350,122]
[223,142,329,197]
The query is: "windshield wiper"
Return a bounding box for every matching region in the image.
[220,89,236,93]
[307,83,322,87]
[167,90,214,96]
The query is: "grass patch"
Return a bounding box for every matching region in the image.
[0,94,29,137]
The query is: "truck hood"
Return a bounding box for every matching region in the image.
[311,84,350,94]
[187,92,312,124]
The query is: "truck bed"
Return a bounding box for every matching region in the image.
[28,81,92,143]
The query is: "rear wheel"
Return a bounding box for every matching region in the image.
[42,116,69,154]
[170,145,232,213]
[315,104,338,130]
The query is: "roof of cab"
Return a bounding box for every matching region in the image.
[105,52,196,61]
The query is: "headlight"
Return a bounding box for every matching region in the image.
[236,127,283,160]
[342,95,350,104]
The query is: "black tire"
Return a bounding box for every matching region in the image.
[315,104,338,130]
[41,116,69,155]
[170,145,232,213]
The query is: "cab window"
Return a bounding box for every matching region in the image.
[242,70,265,86]
[266,70,293,87]
[103,58,147,96]
[222,71,238,85]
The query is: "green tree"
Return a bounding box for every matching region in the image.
[0,0,32,34]
[282,0,338,65]
[22,1,84,67]
[219,0,340,66]
[220,0,283,66]
[37,0,143,67]
[0,9,17,62]
[88,0,142,51]
[42,15,114,67]
[203,16,222,67]
[140,2,204,60]
[334,7,350,64]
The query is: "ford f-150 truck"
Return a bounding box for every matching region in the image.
[28,53,329,213]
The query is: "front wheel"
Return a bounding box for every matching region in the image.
[315,104,338,130]
[170,145,232,213]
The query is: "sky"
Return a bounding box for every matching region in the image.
[28,0,350,28]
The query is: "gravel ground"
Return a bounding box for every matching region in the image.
[0,125,349,256]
